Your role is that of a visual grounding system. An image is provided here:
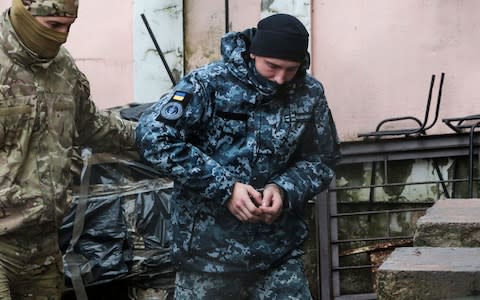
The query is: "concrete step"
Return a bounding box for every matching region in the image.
[376,247,480,300]
[413,198,480,247]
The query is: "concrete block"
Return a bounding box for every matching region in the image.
[414,199,480,247]
[376,247,480,300]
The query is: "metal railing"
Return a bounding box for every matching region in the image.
[316,133,480,299]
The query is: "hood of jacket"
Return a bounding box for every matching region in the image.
[220,28,310,98]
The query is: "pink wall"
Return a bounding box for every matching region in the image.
[0,3,10,17]
[4,1,480,139]
[312,0,480,140]
[0,1,134,109]
[67,1,133,108]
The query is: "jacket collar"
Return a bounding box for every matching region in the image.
[220,30,307,99]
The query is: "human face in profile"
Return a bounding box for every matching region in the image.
[250,54,301,85]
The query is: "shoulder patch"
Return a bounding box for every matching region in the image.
[156,91,193,122]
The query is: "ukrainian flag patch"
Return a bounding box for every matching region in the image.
[172,91,187,101]
[156,90,192,122]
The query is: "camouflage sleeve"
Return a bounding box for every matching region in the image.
[136,75,237,205]
[74,71,136,152]
[271,93,341,214]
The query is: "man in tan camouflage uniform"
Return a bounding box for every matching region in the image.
[0,0,136,298]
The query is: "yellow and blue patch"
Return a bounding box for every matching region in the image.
[172,91,188,101]
[157,91,192,122]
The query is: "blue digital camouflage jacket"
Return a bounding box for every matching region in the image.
[136,30,341,273]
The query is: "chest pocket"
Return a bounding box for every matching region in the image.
[48,96,75,147]
[0,96,36,148]
[207,110,249,151]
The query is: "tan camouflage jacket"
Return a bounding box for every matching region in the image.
[0,10,136,235]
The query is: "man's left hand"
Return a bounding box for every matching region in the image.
[259,183,284,224]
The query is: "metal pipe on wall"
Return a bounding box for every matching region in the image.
[225,0,230,33]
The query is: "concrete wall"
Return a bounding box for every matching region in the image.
[184,0,311,71]
[0,0,134,108]
[0,0,182,108]
[312,1,480,140]
[2,0,480,137]
[183,0,260,71]
[68,1,134,108]
[133,0,183,103]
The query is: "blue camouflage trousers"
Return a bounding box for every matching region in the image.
[174,257,312,300]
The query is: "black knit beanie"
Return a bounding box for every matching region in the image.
[250,14,309,62]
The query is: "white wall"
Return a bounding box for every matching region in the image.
[133,0,184,104]
[261,0,311,34]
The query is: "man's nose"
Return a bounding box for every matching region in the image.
[58,26,70,33]
[273,71,288,85]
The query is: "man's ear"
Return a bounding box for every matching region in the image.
[304,52,311,67]
[250,53,256,60]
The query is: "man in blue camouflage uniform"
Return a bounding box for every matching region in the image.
[136,14,340,299]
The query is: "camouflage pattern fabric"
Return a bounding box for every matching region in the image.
[0,8,135,296]
[136,29,341,274]
[0,229,64,300]
[21,0,78,17]
[174,258,312,300]
[0,10,135,240]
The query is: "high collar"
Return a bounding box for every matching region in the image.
[1,9,54,69]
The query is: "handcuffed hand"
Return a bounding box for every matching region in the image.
[226,182,263,223]
[227,182,284,224]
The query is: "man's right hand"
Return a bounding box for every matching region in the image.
[227,182,263,223]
